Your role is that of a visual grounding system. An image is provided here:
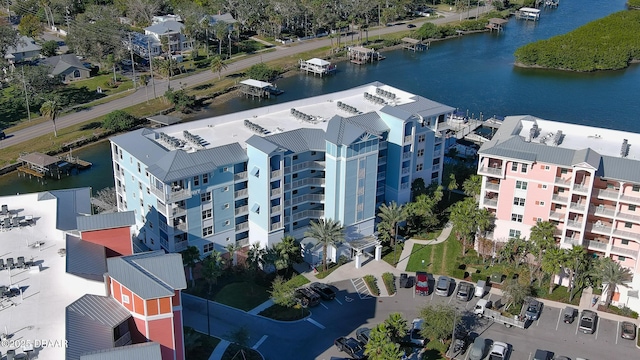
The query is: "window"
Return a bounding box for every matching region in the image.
[203,243,214,253]
[431,172,439,179]
[629,205,636,211]
[223,167,229,172]
[545,165,550,170]
[418,134,425,143]
[293,174,298,179]
[511,162,518,171]
[202,226,213,236]
[417,149,424,157]
[225,220,230,226]
[224,186,229,192]
[138,182,142,190]
[224,203,229,209]
[625,222,633,228]
[619,256,626,261]
[622,239,630,245]
[416,164,423,171]
[202,209,212,219]
[293,155,298,160]
[137,162,141,173]
[146,187,150,195]
[203,173,209,184]
[509,229,521,238]
[542,184,548,189]
[194,176,200,186]
[511,214,523,223]
[149,221,153,229]
[147,205,151,212]
[311,151,316,155]
[516,181,528,190]
[140,199,144,207]
[561,168,568,174]
[293,190,298,195]
[521,164,528,173]
[513,197,525,206]
[633,185,640,192]
[73,69,81,78]
[141,215,145,223]
[201,192,211,202]
[555,204,563,210]
[540,201,545,206]
[122,294,130,304]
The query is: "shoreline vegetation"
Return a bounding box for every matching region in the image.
[0,9,503,171]
[514,9,640,72]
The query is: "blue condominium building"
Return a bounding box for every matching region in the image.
[110,82,454,263]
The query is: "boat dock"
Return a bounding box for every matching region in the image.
[17,152,92,181]
[401,38,429,52]
[445,112,503,144]
[486,18,509,32]
[348,46,384,65]
[515,7,541,20]
[300,58,337,77]
[238,79,284,99]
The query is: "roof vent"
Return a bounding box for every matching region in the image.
[363,92,386,105]
[290,108,317,124]
[183,130,205,150]
[621,139,630,158]
[244,119,268,135]
[553,130,563,146]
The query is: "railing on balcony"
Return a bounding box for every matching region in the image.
[235,205,248,215]
[549,211,564,220]
[168,187,191,202]
[611,246,638,258]
[115,170,124,181]
[620,193,640,205]
[378,157,387,165]
[271,205,281,213]
[554,177,571,186]
[616,211,640,223]
[235,188,248,198]
[171,205,187,217]
[159,221,168,232]
[377,172,386,180]
[235,222,249,231]
[271,188,282,197]
[564,238,582,247]
[400,183,410,190]
[404,135,413,143]
[403,152,412,159]
[552,194,568,203]
[285,193,325,207]
[589,222,612,235]
[174,222,187,232]
[290,209,324,222]
[401,167,410,174]
[483,198,498,207]
[290,160,325,172]
[570,202,586,211]
[592,206,616,217]
[613,229,640,241]
[573,184,589,193]
[234,171,248,181]
[156,200,167,216]
[284,178,325,190]
[270,222,282,231]
[174,240,189,252]
[485,183,500,191]
[271,169,282,178]
[236,237,250,247]
[596,188,619,200]
[478,166,502,176]
[588,240,608,251]
[566,220,583,229]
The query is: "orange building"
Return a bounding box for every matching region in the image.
[77,212,136,257]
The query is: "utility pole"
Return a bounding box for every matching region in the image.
[205,28,209,59]
[65,6,70,35]
[21,66,31,122]
[147,37,157,99]
[128,32,136,89]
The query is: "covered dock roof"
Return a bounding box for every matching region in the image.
[305,58,330,66]
[401,37,422,44]
[240,79,274,89]
[147,114,183,126]
[18,152,61,167]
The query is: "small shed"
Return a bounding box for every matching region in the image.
[515,7,541,20]
[17,152,65,179]
[147,115,183,127]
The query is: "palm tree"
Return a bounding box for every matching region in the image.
[210,56,228,79]
[541,247,567,294]
[180,246,201,287]
[364,323,403,360]
[566,245,587,301]
[383,312,407,344]
[377,202,406,247]
[501,279,531,309]
[225,243,240,267]
[212,21,230,55]
[447,173,458,202]
[201,250,226,294]
[597,257,633,307]
[304,218,345,272]
[529,220,557,282]
[462,174,482,200]
[246,243,266,273]
[40,100,61,137]
[449,197,478,255]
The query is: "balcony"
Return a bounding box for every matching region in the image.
[234,171,248,181]
[483,198,498,208]
[564,238,582,247]
[478,166,502,177]
[377,172,386,180]
[284,178,325,191]
[174,240,189,252]
[290,160,325,172]
[156,200,167,216]
[573,184,589,194]
[284,193,325,207]
[592,206,616,218]
[549,211,564,221]
[235,205,248,215]
[290,209,324,222]
[271,169,283,178]
[402,167,410,175]
[403,152,412,160]
[115,170,124,181]
[612,228,640,242]
[569,202,586,212]
[271,205,282,213]
[616,211,640,223]
[270,188,282,197]
[596,188,619,201]
[589,222,612,235]
[588,240,608,251]
[620,193,640,205]
[485,183,500,191]
[270,222,283,231]
[611,245,638,258]
[235,221,249,231]
[400,183,410,190]
[168,187,191,202]
[552,194,568,203]
[404,135,413,143]
[236,237,249,247]
[171,205,187,217]
[378,157,387,165]
[554,177,571,186]
[235,188,248,198]
[174,221,187,232]
[566,220,583,230]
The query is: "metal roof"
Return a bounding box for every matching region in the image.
[66,294,132,360]
[110,128,169,169]
[306,58,330,66]
[207,12,237,24]
[147,114,183,126]
[240,79,273,88]
[77,211,136,231]
[66,235,107,281]
[256,128,326,154]
[325,113,389,145]
[5,36,41,55]
[41,54,89,76]
[80,342,162,360]
[107,251,187,300]
[144,20,183,35]
[394,96,456,118]
[18,152,60,167]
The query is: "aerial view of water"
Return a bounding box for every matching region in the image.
[0,0,637,196]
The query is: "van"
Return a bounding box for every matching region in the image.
[475,280,487,297]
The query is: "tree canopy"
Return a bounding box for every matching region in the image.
[102,110,138,132]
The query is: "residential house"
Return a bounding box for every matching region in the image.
[40,54,90,82]
[4,35,41,64]
[144,20,191,54]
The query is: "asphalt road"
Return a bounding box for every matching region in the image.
[0,7,493,151]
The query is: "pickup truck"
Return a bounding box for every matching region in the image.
[474,299,526,329]
[579,310,598,334]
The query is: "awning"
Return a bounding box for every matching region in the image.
[346,235,379,252]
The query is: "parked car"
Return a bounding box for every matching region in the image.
[435,276,451,296]
[334,337,366,359]
[469,336,486,360]
[415,271,429,296]
[407,23,416,28]
[310,282,336,300]
[409,318,425,346]
[295,287,321,307]
[356,327,371,344]
[452,325,469,354]
[0,130,5,140]
[399,273,412,288]
[533,349,553,360]
[456,282,473,301]
[563,306,577,324]
[474,299,492,316]
[488,341,509,360]
[475,279,487,297]
[621,321,637,340]
[525,298,542,321]
[578,310,597,334]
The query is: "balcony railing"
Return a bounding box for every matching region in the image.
[573,184,589,193]
[616,211,640,223]
[478,166,502,176]
[235,205,248,215]
[403,152,412,159]
[402,167,410,174]
[596,188,619,200]
[284,178,325,191]
[483,198,498,207]
[589,222,612,235]
[289,209,324,222]
[271,188,282,197]
[620,193,640,205]
[235,188,248,198]
[290,160,325,172]
[171,205,187,217]
[156,200,167,216]
[549,211,564,221]
[613,228,640,241]
[271,205,281,213]
[611,245,638,258]
[566,220,583,229]
[235,222,249,231]
[377,172,386,180]
[271,222,282,231]
[564,238,582,247]
[234,171,248,181]
[485,183,500,191]
[174,240,189,252]
[570,202,586,211]
[588,240,608,251]
[404,135,413,143]
[400,183,410,190]
[284,193,325,207]
[554,177,571,186]
[552,194,568,203]
[592,206,616,218]
[174,222,187,232]
[236,237,249,247]
[271,169,282,178]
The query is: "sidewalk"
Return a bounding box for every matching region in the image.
[208,340,230,360]
[396,223,453,271]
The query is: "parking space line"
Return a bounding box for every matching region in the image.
[595,319,600,340]
[252,335,268,349]
[575,320,579,335]
[616,321,620,345]
[555,308,562,331]
[536,318,540,327]
[320,302,328,310]
[431,292,434,301]
[335,298,342,305]
[307,318,326,329]
[448,296,454,304]
[528,352,532,360]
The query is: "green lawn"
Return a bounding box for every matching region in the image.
[184,327,220,360]
[258,303,310,321]
[382,243,404,266]
[222,343,263,360]
[69,74,134,95]
[406,243,433,272]
[406,234,461,275]
[213,282,270,311]
[285,274,310,288]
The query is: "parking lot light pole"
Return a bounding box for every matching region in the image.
[394,223,399,265]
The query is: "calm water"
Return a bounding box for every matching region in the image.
[0,0,637,196]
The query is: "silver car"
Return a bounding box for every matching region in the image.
[435,276,451,297]
[469,337,486,360]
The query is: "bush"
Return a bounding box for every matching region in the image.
[103,80,117,89]
[452,269,468,279]
[363,275,380,296]
[471,273,488,283]
[382,272,396,295]
[604,305,639,319]
[245,63,279,81]
[165,88,195,113]
[102,110,138,132]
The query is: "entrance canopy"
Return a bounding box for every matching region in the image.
[346,235,380,252]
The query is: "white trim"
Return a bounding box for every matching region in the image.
[130,311,174,321]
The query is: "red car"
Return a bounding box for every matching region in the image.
[415,272,429,296]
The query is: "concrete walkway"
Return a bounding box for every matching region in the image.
[247,299,274,315]
[396,222,453,271]
[208,340,230,360]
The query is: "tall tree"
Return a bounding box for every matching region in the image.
[377,202,406,247]
[565,245,588,302]
[18,14,43,38]
[225,242,240,267]
[304,218,345,272]
[405,186,443,235]
[597,257,632,307]
[212,21,229,55]
[364,323,404,360]
[418,304,460,343]
[446,173,458,201]
[529,220,557,282]
[541,247,567,294]
[180,246,201,287]
[201,250,226,294]
[210,56,228,79]
[462,174,482,200]
[0,25,20,66]
[269,275,296,307]
[246,243,266,273]
[40,100,61,137]
[449,197,480,255]
[501,279,531,310]
[383,312,407,344]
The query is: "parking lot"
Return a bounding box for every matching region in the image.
[317,275,639,360]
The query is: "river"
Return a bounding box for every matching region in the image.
[0,0,638,196]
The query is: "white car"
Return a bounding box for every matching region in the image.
[488,341,509,360]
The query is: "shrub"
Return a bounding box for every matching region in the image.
[245,63,279,81]
[605,305,639,319]
[165,88,195,113]
[363,275,380,296]
[102,110,137,132]
[382,272,396,295]
[103,80,117,89]
[452,269,467,279]
[471,273,488,283]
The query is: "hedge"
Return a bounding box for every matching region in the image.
[363,275,380,296]
[471,273,488,283]
[382,272,396,295]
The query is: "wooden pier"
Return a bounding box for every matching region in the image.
[239,79,283,99]
[17,152,92,180]
[401,38,429,52]
[348,46,384,65]
[300,58,337,77]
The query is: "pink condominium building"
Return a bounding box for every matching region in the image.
[477,115,640,310]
